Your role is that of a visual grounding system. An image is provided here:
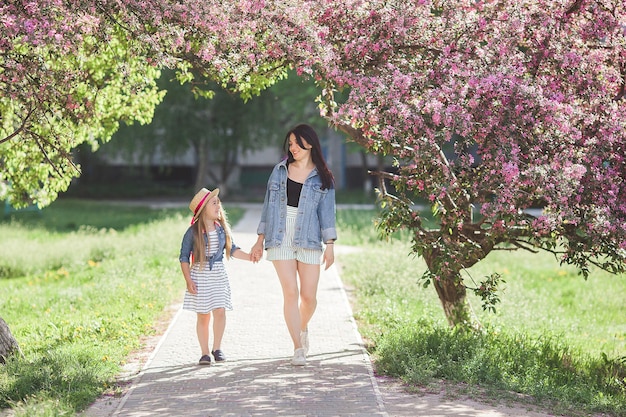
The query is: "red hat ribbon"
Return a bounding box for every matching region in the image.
[190,192,211,224]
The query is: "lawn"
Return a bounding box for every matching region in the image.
[336,209,626,417]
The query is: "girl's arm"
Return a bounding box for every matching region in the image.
[180,262,197,294]
[232,248,253,262]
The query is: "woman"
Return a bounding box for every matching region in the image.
[251,124,337,366]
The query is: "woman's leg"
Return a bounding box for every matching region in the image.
[211,308,226,351]
[297,262,321,331]
[273,259,302,349]
[196,313,211,355]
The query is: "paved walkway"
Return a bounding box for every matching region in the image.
[85,204,388,417]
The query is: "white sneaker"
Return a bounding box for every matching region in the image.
[291,348,306,366]
[300,330,309,355]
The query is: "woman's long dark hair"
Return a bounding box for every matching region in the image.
[283,124,335,190]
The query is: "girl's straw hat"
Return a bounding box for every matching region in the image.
[189,188,219,222]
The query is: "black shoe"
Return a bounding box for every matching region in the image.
[198,355,212,365]
[211,350,226,362]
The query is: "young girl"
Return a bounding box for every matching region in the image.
[179,188,252,365]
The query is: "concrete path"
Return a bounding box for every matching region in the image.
[85,204,388,417]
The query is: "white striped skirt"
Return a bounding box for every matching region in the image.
[266,206,322,265]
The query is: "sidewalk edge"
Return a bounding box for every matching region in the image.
[330,265,390,417]
[111,307,184,416]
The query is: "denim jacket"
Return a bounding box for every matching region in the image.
[257,159,337,250]
[179,223,240,270]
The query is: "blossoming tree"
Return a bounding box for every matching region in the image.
[234,0,625,326]
[1,2,164,207]
[312,0,626,326]
[2,0,625,332]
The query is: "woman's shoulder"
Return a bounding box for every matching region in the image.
[269,160,288,177]
[304,168,323,182]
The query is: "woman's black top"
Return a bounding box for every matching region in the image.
[287,177,303,207]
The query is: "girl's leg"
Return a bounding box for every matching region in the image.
[211,308,226,351]
[297,262,321,331]
[196,313,211,355]
[272,259,302,349]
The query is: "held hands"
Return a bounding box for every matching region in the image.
[250,241,263,263]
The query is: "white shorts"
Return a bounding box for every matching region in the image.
[266,206,322,265]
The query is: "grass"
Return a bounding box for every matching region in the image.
[0,199,243,416]
[336,209,626,417]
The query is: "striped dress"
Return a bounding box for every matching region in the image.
[182,230,233,314]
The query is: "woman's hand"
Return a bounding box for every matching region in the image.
[323,244,334,270]
[251,242,263,263]
[251,235,264,263]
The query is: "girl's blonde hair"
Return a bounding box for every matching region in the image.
[191,199,233,269]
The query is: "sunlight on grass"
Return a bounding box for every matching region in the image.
[465,249,626,359]
[336,208,626,416]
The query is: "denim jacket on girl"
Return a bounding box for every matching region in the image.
[179,223,240,270]
[257,159,337,251]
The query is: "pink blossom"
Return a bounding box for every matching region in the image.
[2,0,625,278]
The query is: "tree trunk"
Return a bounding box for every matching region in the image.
[424,250,479,328]
[432,274,476,328]
[0,316,20,364]
[194,140,210,191]
[359,151,371,193]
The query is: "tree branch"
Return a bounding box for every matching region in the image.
[565,0,585,16]
[31,131,79,177]
[614,64,626,101]
[0,107,34,145]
